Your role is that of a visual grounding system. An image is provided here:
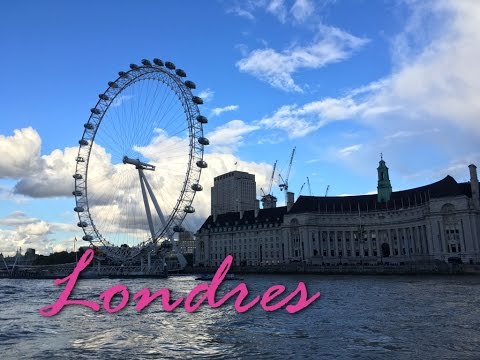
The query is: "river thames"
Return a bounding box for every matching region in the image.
[1,274,479,359]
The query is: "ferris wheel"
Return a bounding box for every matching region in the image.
[72,58,209,262]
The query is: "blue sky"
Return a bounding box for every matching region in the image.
[1,0,479,254]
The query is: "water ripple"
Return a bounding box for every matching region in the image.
[0,275,480,359]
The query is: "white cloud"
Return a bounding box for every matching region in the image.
[14,145,79,198]
[227,5,256,21]
[236,25,369,92]
[290,0,314,22]
[267,0,287,23]
[0,211,37,227]
[338,144,363,158]
[1,126,271,248]
[0,127,41,178]
[255,0,480,168]
[210,105,239,117]
[384,128,440,141]
[228,0,315,24]
[258,104,323,138]
[0,211,78,255]
[198,88,214,102]
[206,120,260,153]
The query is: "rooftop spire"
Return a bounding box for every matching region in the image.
[377,155,392,203]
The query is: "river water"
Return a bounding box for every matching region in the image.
[0,274,479,359]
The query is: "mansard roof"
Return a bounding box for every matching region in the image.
[199,206,288,231]
[289,175,479,214]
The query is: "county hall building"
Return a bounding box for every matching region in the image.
[194,159,480,267]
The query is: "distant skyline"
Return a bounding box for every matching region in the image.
[1,0,479,255]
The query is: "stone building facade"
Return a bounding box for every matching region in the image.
[195,161,480,267]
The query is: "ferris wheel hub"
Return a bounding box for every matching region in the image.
[122,156,156,171]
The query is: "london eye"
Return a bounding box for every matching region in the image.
[72,58,209,264]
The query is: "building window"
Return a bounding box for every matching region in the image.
[330,250,335,256]
[364,250,369,256]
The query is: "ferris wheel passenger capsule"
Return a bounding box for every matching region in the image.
[77,221,88,228]
[73,174,83,180]
[196,160,208,168]
[198,137,210,145]
[153,58,164,66]
[141,59,152,66]
[165,61,176,70]
[191,183,203,191]
[184,205,195,214]
[74,206,84,212]
[79,139,88,146]
[196,115,208,124]
[175,69,187,77]
[82,235,93,241]
[108,81,118,88]
[72,190,82,196]
[76,156,85,162]
[84,123,94,130]
[130,63,140,70]
[118,71,129,78]
[185,80,196,89]
[99,94,109,101]
[192,96,203,105]
[90,108,101,115]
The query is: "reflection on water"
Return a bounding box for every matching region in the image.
[1,275,480,359]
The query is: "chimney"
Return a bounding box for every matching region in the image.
[469,164,479,209]
[254,199,259,218]
[287,191,294,212]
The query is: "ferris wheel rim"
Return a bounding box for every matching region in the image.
[72,59,207,260]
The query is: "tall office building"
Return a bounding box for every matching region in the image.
[211,171,256,217]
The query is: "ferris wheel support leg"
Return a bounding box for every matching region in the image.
[139,170,167,228]
[138,169,156,240]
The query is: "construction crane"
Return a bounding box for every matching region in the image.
[279,146,296,193]
[267,160,277,195]
[325,185,330,197]
[307,177,312,196]
[298,182,306,196]
[261,160,278,209]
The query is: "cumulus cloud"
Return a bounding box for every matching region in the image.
[206,120,260,153]
[14,146,79,198]
[210,105,239,117]
[255,0,480,183]
[0,127,41,178]
[1,125,272,248]
[0,211,77,255]
[258,97,370,137]
[236,25,369,92]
